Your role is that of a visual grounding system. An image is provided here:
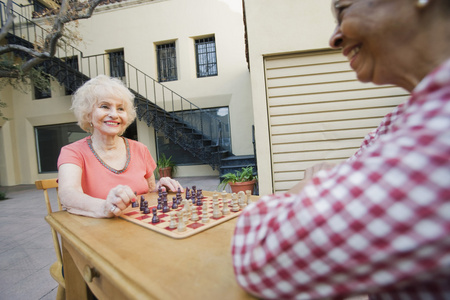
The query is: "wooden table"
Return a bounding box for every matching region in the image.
[45,191,259,300]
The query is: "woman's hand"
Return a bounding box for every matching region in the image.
[105,185,137,217]
[156,177,184,193]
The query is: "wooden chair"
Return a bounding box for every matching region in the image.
[35,179,65,300]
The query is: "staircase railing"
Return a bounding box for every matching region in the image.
[0,0,231,168]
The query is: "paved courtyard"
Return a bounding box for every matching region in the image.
[0,176,221,300]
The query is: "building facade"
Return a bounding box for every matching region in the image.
[243,0,410,195]
[0,0,254,186]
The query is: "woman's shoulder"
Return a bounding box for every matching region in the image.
[62,136,89,151]
[126,138,146,148]
[126,138,150,153]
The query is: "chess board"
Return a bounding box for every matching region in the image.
[120,190,253,239]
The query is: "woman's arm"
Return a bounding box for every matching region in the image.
[58,163,136,218]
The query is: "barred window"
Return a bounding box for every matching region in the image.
[109,50,125,79]
[195,37,218,78]
[156,43,177,82]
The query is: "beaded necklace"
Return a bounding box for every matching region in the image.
[87,136,131,174]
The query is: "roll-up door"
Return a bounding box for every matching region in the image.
[265,50,409,192]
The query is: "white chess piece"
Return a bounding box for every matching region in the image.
[246,190,252,205]
[177,211,186,232]
[169,212,177,229]
[201,202,210,223]
[191,206,199,221]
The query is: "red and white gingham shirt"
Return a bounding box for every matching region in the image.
[232,59,450,300]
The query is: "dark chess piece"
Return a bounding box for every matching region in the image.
[185,188,191,200]
[157,197,163,210]
[172,196,178,209]
[143,201,150,214]
[158,187,162,197]
[151,208,160,223]
[196,196,203,206]
[163,199,170,213]
[140,196,145,211]
[197,189,203,199]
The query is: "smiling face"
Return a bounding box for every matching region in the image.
[329,0,418,87]
[91,97,129,137]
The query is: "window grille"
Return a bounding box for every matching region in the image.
[195,37,218,78]
[156,43,177,82]
[109,51,125,79]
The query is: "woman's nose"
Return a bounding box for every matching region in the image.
[109,108,119,118]
[329,25,344,48]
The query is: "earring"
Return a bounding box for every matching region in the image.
[90,122,93,127]
[416,0,429,8]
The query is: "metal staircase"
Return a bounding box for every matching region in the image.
[0,0,259,173]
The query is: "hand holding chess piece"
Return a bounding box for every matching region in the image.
[106,185,137,217]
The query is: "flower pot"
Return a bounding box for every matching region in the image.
[158,167,172,178]
[229,179,256,195]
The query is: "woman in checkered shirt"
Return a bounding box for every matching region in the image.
[232,0,450,299]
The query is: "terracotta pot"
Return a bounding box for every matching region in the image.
[158,167,172,178]
[229,179,256,195]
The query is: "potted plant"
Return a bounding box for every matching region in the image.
[157,153,177,178]
[218,166,257,195]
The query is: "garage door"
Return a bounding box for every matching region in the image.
[265,50,409,192]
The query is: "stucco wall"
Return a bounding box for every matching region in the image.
[243,0,337,195]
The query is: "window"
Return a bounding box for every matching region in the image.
[34,74,51,100]
[35,123,89,173]
[33,0,48,14]
[109,50,125,79]
[156,42,177,82]
[156,107,230,165]
[195,37,218,78]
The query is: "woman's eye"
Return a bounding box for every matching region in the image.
[335,3,349,25]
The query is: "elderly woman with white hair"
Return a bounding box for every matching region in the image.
[58,75,183,218]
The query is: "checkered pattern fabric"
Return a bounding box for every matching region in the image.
[232,59,450,300]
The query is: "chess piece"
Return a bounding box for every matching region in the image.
[212,201,222,219]
[157,197,163,210]
[143,200,150,214]
[201,202,210,223]
[172,196,178,209]
[222,198,230,215]
[246,190,252,205]
[151,208,160,223]
[163,198,170,213]
[169,212,177,229]
[185,187,191,200]
[177,211,186,232]
[197,189,204,199]
[231,193,240,212]
[140,196,145,211]
[238,191,246,209]
[191,207,199,221]
[196,195,203,206]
